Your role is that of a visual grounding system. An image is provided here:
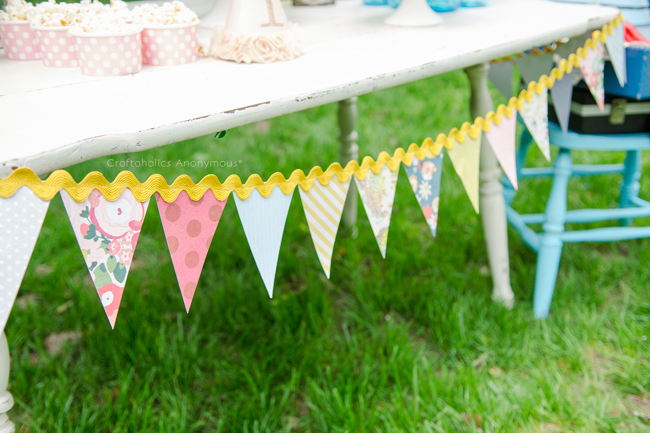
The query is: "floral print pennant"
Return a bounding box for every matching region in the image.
[355,165,399,259]
[61,189,149,329]
[403,152,443,238]
[579,40,605,111]
[520,89,551,161]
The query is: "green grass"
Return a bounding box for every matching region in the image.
[8,70,650,432]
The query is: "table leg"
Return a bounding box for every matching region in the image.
[338,97,359,237]
[464,63,515,308]
[0,333,14,433]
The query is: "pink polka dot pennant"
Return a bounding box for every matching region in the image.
[155,191,227,312]
[0,22,41,60]
[142,23,199,66]
[33,26,78,68]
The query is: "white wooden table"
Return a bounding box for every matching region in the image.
[0,0,618,429]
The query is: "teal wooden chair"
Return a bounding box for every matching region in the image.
[503,122,650,318]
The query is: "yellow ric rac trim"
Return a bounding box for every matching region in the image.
[0,14,623,203]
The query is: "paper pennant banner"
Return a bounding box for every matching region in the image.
[488,61,514,98]
[61,189,149,329]
[579,40,605,111]
[605,22,627,87]
[299,176,349,279]
[447,131,481,213]
[403,151,443,237]
[235,187,293,298]
[355,165,399,259]
[0,187,50,332]
[520,88,551,161]
[156,191,227,312]
[550,68,575,135]
[515,53,554,85]
[485,111,519,188]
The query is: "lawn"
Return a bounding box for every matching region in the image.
[7,70,650,432]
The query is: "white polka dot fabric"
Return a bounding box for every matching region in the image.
[34,27,78,68]
[0,22,41,60]
[0,187,50,332]
[75,31,142,76]
[142,24,198,66]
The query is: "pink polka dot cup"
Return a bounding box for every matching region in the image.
[31,25,78,68]
[141,21,199,66]
[70,26,143,77]
[0,21,41,60]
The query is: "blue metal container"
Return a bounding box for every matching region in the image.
[604,45,650,100]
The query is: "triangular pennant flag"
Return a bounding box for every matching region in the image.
[579,40,605,111]
[156,191,227,312]
[485,111,519,188]
[234,187,293,298]
[0,187,49,332]
[488,61,514,98]
[355,165,399,259]
[550,68,575,135]
[555,32,590,62]
[299,176,349,279]
[403,151,443,237]
[514,53,554,85]
[61,189,149,329]
[520,88,551,161]
[447,130,481,213]
[605,22,627,87]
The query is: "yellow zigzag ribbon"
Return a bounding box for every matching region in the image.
[0,14,623,203]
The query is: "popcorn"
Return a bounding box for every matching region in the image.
[130,1,198,26]
[0,0,37,22]
[30,0,110,28]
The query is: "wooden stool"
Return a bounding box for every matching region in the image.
[504,122,650,318]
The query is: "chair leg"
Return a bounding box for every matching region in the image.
[619,150,641,227]
[534,149,572,319]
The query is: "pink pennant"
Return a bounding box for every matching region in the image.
[579,41,605,111]
[61,189,149,329]
[485,111,518,190]
[156,191,227,312]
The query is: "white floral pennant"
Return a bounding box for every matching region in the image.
[520,88,551,161]
[0,187,50,333]
[356,165,399,259]
[61,189,149,329]
[579,41,606,111]
[403,152,443,238]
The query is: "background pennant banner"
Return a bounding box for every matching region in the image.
[520,88,551,161]
[447,131,481,214]
[488,61,514,98]
[356,165,399,259]
[515,53,554,85]
[235,188,293,298]
[550,69,575,135]
[0,187,49,333]
[61,189,149,329]
[605,23,627,87]
[156,191,227,312]
[579,41,606,111]
[486,111,519,189]
[299,177,349,279]
[404,152,443,238]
